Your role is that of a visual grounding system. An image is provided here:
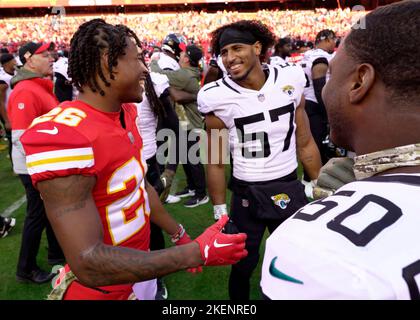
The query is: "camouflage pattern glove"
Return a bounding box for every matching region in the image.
[159,169,175,202]
[313,157,356,200]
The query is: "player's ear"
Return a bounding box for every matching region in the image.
[348,63,375,104]
[253,41,262,56]
[100,50,113,79]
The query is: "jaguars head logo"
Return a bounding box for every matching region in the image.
[271,193,291,209]
[282,85,295,97]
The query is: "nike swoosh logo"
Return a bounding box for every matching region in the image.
[269,257,303,284]
[213,239,233,248]
[37,127,58,135]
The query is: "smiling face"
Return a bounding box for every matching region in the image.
[220,41,261,83]
[110,37,149,103]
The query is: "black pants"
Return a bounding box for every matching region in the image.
[16,174,64,275]
[0,115,12,161]
[304,100,329,181]
[228,171,308,301]
[146,156,165,251]
[182,130,206,198]
[228,193,284,301]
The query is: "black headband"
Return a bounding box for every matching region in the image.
[218,28,257,51]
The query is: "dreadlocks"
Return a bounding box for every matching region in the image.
[69,19,165,117]
[210,20,275,60]
[115,24,166,118]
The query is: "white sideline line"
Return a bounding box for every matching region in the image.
[1,195,26,218]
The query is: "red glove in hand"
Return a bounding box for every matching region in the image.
[194,215,248,266]
[175,232,203,273]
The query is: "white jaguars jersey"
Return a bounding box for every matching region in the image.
[301,48,333,104]
[135,72,170,161]
[0,69,14,109]
[198,63,306,182]
[261,174,420,300]
[157,53,180,71]
[53,57,70,80]
[269,55,287,66]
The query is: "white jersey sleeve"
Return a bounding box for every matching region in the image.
[269,55,286,66]
[301,49,333,103]
[197,79,235,129]
[150,72,170,97]
[53,57,70,80]
[261,174,420,300]
[157,53,180,71]
[135,73,169,160]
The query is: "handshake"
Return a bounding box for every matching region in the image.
[173,216,247,270]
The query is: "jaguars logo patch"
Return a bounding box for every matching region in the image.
[271,193,291,209]
[282,85,295,97]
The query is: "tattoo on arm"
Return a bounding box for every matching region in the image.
[38,175,95,219]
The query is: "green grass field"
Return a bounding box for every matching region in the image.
[0,140,267,300]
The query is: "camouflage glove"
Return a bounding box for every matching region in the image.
[159,169,175,202]
[313,157,356,199]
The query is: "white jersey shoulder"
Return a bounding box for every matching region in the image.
[135,72,169,160]
[0,70,14,108]
[150,72,170,97]
[199,64,306,182]
[301,48,333,103]
[53,57,70,80]
[261,174,420,300]
[269,55,287,66]
[157,53,180,71]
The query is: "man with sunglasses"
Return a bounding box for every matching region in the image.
[8,41,64,284]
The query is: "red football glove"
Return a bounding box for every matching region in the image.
[175,232,203,273]
[194,215,248,266]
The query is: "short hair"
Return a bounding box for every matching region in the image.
[274,37,291,53]
[345,0,420,104]
[315,29,336,44]
[210,20,275,59]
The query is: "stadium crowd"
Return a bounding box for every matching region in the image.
[0,8,364,59]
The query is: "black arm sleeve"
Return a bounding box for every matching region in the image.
[158,89,180,172]
[311,57,329,111]
[313,76,327,115]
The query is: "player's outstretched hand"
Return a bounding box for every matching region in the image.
[175,232,203,273]
[313,157,355,199]
[194,215,248,266]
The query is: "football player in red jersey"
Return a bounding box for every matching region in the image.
[20,19,247,300]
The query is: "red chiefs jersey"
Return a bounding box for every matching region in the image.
[20,100,151,251]
[8,77,58,130]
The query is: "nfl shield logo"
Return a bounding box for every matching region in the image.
[258,94,265,102]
